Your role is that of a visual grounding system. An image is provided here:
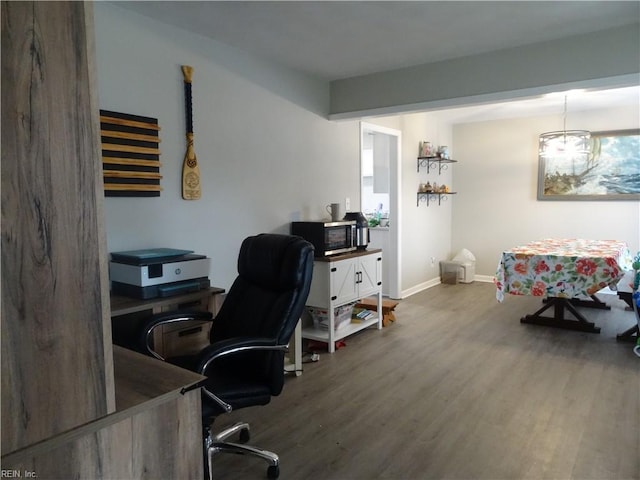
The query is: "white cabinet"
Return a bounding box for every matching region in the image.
[303,249,383,353]
[368,228,390,296]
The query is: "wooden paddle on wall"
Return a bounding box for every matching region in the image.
[181,65,201,200]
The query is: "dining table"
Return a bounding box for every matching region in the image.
[495,238,633,333]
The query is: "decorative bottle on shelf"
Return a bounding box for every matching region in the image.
[421,141,432,157]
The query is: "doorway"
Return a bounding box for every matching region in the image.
[360,122,401,299]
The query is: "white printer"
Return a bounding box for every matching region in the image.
[109,248,211,299]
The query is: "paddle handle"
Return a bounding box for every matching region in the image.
[182,65,194,134]
[181,65,201,200]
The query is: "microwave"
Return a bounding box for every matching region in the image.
[291,220,356,257]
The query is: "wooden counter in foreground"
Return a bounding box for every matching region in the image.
[2,346,205,479]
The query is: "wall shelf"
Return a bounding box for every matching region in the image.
[417,191,457,206]
[417,156,457,174]
[417,155,458,206]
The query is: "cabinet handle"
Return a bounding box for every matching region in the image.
[331,295,337,301]
[178,326,203,337]
[377,282,382,286]
[331,267,337,272]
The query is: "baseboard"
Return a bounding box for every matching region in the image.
[400,277,441,299]
[474,275,495,283]
[399,274,495,299]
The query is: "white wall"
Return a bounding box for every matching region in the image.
[400,113,455,295]
[94,3,639,296]
[369,113,452,296]
[452,105,640,278]
[94,4,361,289]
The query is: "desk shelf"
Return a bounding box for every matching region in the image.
[111,287,225,359]
[111,287,304,375]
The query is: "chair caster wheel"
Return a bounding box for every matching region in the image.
[267,465,279,479]
[239,428,250,443]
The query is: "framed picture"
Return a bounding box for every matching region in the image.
[537,129,640,200]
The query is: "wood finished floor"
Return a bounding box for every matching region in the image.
[209,282,639,480]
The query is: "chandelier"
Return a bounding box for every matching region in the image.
[539,95,590,159]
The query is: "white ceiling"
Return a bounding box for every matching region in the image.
[423,86,640,124]
[112,1,640,122]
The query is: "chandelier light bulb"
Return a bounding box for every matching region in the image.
[539,95,590,159]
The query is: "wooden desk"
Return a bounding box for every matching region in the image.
[114,345,205,411]
[2,346,206,478]
[110,287,303,375]
[111,286,226,317]
[111,287,226,358]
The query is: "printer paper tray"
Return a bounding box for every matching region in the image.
[112,277,210,300]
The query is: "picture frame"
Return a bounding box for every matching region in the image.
[537,128,640,201]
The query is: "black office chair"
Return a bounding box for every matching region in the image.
[134,234,314,479]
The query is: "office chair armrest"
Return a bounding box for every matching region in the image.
[194,337,288,414]
[195,337,288,376]
[137,310,214,361]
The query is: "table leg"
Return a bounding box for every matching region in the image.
[616,324,639,342]
[543,294,611,310]
[521,297,601,333]
[569,295,611,310]
[614,291,639,342]
[617,291,634,310]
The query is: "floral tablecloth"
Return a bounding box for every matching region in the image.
[495,239,632,302]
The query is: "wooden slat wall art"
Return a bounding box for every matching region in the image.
[100,110,162,197]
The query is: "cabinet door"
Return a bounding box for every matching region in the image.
[330,258,358,305]
[358,253,382,298]
[306,261,330,308]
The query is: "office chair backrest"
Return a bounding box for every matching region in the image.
[207,234,313,395]
[210,233,314,350]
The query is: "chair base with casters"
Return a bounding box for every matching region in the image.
[204,422,280,479]
[142,311,289,480]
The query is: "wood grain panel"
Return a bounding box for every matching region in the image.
[3,391,203,480]
[2,347,205,477]
[102,156,164,168]
[1,1,112,455]
[113,345,204,411]
[132,392,204,479]
[100,114,161,131]
[100,129,162,143]
[5,420,133,480]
